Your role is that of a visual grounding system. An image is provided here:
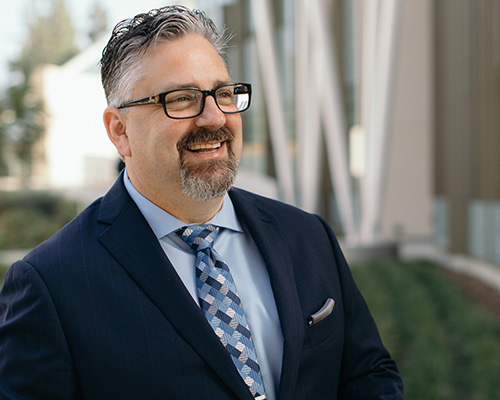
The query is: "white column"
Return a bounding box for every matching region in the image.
[360,0,401,243]
[309,0,357,240]
[251,0,296,204]
[296,0,322,213]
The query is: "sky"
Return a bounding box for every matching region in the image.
[0,0,195,85]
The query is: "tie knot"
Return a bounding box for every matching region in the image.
[176,224,219,252]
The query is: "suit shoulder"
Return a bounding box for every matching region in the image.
[230,187,324,223]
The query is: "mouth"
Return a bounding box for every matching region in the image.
[184,141,224,154]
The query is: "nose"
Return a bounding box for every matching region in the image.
[194,95,226,129]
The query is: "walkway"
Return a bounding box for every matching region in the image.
[0,249,29,267]
[400,241,500,294]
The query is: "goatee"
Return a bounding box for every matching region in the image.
[177,128,238,201]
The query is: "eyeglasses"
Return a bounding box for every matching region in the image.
[118,83,252,119]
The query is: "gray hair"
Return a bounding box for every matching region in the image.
[100,5,231,107]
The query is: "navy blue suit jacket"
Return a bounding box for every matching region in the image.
[0,176,404,399]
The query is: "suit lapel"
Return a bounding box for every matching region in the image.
[96,178,254,400]
[229,188,304,400]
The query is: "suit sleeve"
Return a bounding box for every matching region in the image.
[0,260,81,399]
[316,216,405,399]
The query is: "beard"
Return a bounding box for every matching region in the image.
[177,127,239,201]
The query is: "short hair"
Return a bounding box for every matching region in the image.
[100,5,231,107]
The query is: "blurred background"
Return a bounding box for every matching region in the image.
[0,0,499,398]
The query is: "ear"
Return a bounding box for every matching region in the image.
[103,106,131,157]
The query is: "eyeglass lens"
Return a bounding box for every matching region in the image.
[164,84,250,118]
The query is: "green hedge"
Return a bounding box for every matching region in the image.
[0,190,77,250]
[352,260,500,400]
[0,264,7,283]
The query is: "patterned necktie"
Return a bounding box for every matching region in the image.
[177,224,266,399]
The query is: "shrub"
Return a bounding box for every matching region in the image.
[0,264,7,284]
[352,260,500,400]
[0,190,77,250]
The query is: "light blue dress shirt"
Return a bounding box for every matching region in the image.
[123,170,283,399]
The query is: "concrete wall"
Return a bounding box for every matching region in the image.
[380,0,434,241]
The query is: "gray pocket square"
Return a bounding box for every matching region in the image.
[308,298,336,327]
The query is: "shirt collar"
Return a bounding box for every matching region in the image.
[123,168,242,239]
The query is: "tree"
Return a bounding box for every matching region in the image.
[16,0,79,76]
[88,2,109,43]
[1,0,79,185]
[0,95,10,176]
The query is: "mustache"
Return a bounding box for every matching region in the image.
[177,127,234,151]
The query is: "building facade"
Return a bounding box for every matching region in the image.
[29,0,500,266]
[434,0,500,264]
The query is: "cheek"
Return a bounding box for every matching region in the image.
[135,122,184,157]
[233,135,243,161]
[228,119,243,157]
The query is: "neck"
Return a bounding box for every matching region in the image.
[126,168,226,224]
[163,194,225,225]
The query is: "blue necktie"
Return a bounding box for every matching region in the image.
[177,224,266,399]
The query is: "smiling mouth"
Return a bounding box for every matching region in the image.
[184,142,224,154]
[178,127,233,156]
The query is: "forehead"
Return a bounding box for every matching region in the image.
[136,34,230,94]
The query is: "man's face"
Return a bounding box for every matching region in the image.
[117,34,243,207]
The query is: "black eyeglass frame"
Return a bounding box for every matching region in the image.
[118,82,252,120]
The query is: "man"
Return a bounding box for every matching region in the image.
[0,6,404,400]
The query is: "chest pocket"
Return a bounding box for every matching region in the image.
[307,298,341,348]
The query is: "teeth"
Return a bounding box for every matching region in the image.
[186,142,222,151]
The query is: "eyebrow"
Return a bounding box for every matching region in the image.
[161,79,233,92]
